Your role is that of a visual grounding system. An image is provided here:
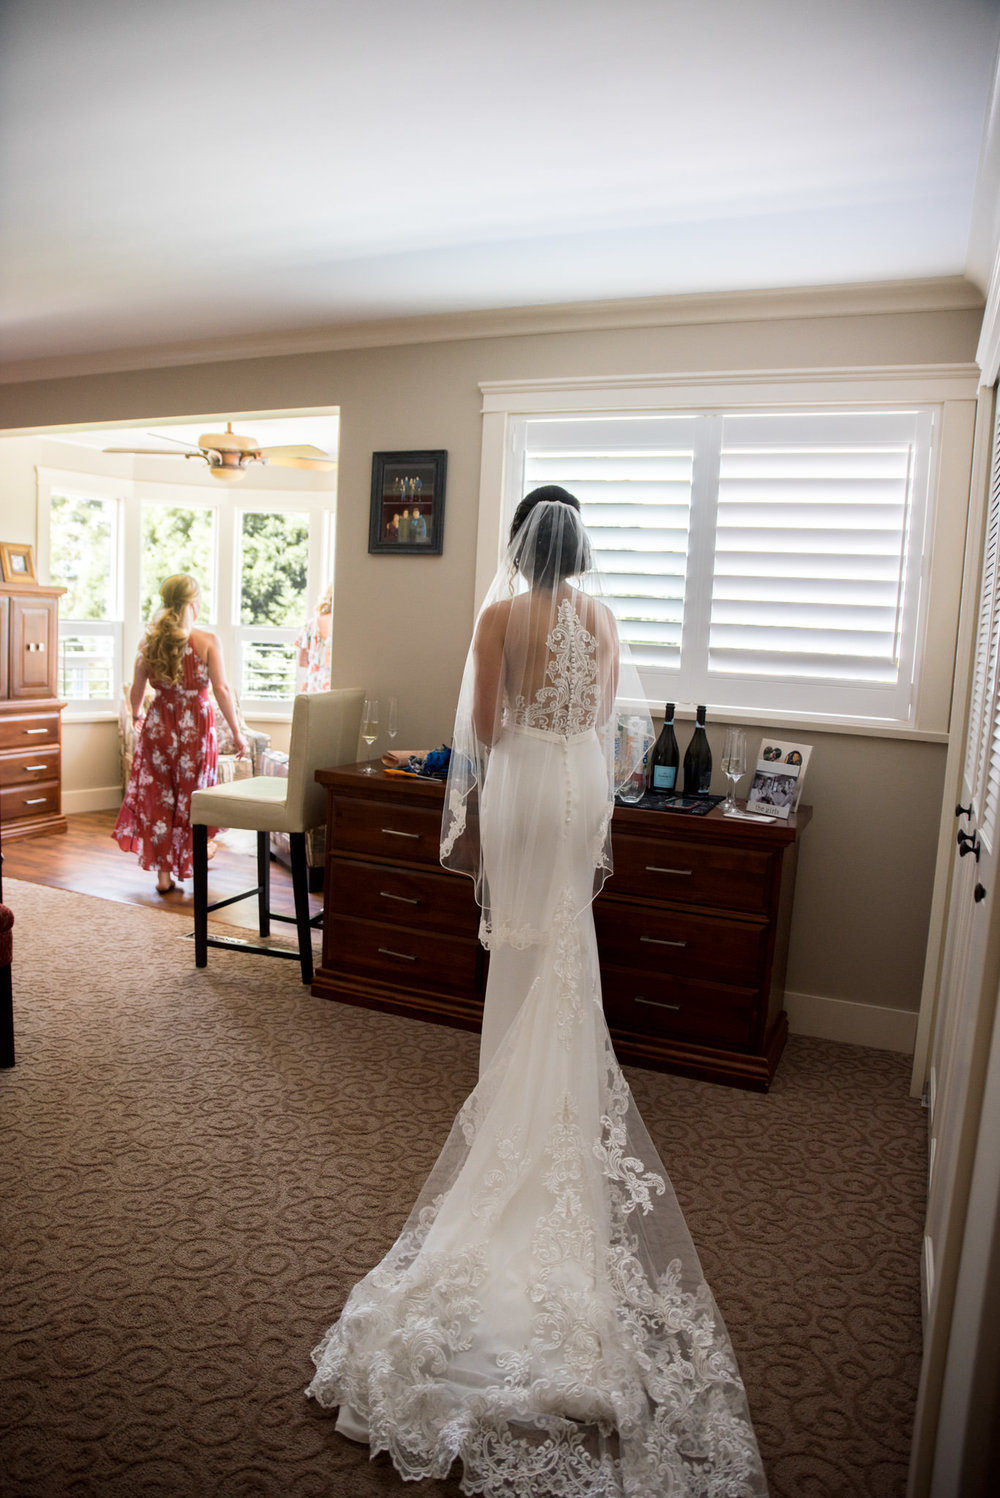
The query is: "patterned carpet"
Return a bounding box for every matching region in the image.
[0,878,927,1498]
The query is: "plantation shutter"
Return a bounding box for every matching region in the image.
[707,410,931,719]
[523,416,698,672]
[521,407,932,722]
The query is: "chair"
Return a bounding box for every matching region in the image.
[189,688,364,984]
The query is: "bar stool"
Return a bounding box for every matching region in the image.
[190,687,364,984]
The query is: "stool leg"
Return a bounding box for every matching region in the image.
[257,831,270,936]
[289,832,313,985]
[193,824,208,967]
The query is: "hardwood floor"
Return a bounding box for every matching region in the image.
[0,810,322,931]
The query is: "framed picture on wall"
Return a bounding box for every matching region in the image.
[0,542,37,583]
[369,450,447,555]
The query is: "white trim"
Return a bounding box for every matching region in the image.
[480,365,980,411]
[64,785,122,814]
[0,279,983,388]
[975,242,1000,384]
[785,989,919,1054]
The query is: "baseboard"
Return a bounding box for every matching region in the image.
[63,786,122,814]
[784,988,918,1054]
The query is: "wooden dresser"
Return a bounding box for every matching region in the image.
[313,763,809,1090]
[0,582,67,841]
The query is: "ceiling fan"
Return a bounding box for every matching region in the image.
[104,422,336,482]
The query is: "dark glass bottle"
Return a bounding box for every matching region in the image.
[647,702,679,793]
[682,704,713,795]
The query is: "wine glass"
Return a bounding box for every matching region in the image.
[721,727,747,813]
[361,696,379,773]
[386,696,398,746]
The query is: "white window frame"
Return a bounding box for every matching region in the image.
[478,369,979,738]
[36,468,125,717]
[37,467,335,721]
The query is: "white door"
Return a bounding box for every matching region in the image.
[909,390,1000,1496]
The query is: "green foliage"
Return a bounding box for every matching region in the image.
[141,505,216,623]
[240,511,309,625]
[49,492,114,619]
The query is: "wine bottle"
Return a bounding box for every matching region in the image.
[682,704,713,795]
[647,702,679,793]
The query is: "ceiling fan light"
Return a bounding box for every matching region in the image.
[208,465,247,482]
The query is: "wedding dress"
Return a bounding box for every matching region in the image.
[307,499,768,1497]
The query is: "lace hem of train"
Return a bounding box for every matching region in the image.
[307,1037,766,1497]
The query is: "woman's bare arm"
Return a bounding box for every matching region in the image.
[472,601,510,747]
[195,629,248,755]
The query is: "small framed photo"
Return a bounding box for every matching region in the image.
[0,542,37,583]
[369,450,447,555]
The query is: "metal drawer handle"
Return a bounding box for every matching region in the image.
[635,996,682,1011]
[645,865,693,877]
[378,947,417,962]
[25,764,49,771]
[26,641,45,652]
[640,935,688,947]
[25,727,49,735]
[24,797,48,805]
[381,827,420,839]
[380,890,421,904]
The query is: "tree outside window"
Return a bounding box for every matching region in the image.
[238,510,309,700]
[141,504,216,623]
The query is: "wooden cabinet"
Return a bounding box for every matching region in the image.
[313,764,809,1090]
[0,583,67,841]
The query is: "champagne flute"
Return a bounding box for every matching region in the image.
[361,696,379,773]
[721,727,747,813]
[386,695,398,746]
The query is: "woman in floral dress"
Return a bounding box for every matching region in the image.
[112,574,246,894]
[295,583,332,693]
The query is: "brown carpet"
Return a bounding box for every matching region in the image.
[0,878,926,1498]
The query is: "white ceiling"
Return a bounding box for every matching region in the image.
[3,0,1000,384]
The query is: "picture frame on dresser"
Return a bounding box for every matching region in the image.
[0,542,37,584]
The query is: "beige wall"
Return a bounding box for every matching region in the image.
[0,292,981,1040]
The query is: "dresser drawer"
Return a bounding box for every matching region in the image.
[0,711,61,751]
[0,744,61,787]
[1,779,60,822]
[595,901,766,985]
[326,914,481,997]
[328,857,477,935]
[603,966,757,1049]
[609,832,774,914]
[331,795,444,867]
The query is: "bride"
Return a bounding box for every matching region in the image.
[307,489,769,1497]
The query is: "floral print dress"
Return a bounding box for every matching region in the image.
[112,644,219,879]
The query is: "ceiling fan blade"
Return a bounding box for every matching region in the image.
[103,445,204,458]
[261,444,336,471]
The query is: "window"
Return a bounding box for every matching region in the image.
[141,502,217,623]
[520,408,933,722]
[236,509,310,702]
[37,467,335,718]
[476,366,979,734]
[47,484,122,710]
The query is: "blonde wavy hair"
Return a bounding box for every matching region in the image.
[140,574,200,684]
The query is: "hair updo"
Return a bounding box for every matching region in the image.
[509,485,591,588]
[140,573,201,685]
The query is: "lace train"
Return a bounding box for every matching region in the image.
[307,898,768,1496]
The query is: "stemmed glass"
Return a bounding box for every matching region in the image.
[361,696,379,773]
[721,727,747,813]
[386,696,398,748]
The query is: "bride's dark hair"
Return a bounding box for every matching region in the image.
[509,486,591,587]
